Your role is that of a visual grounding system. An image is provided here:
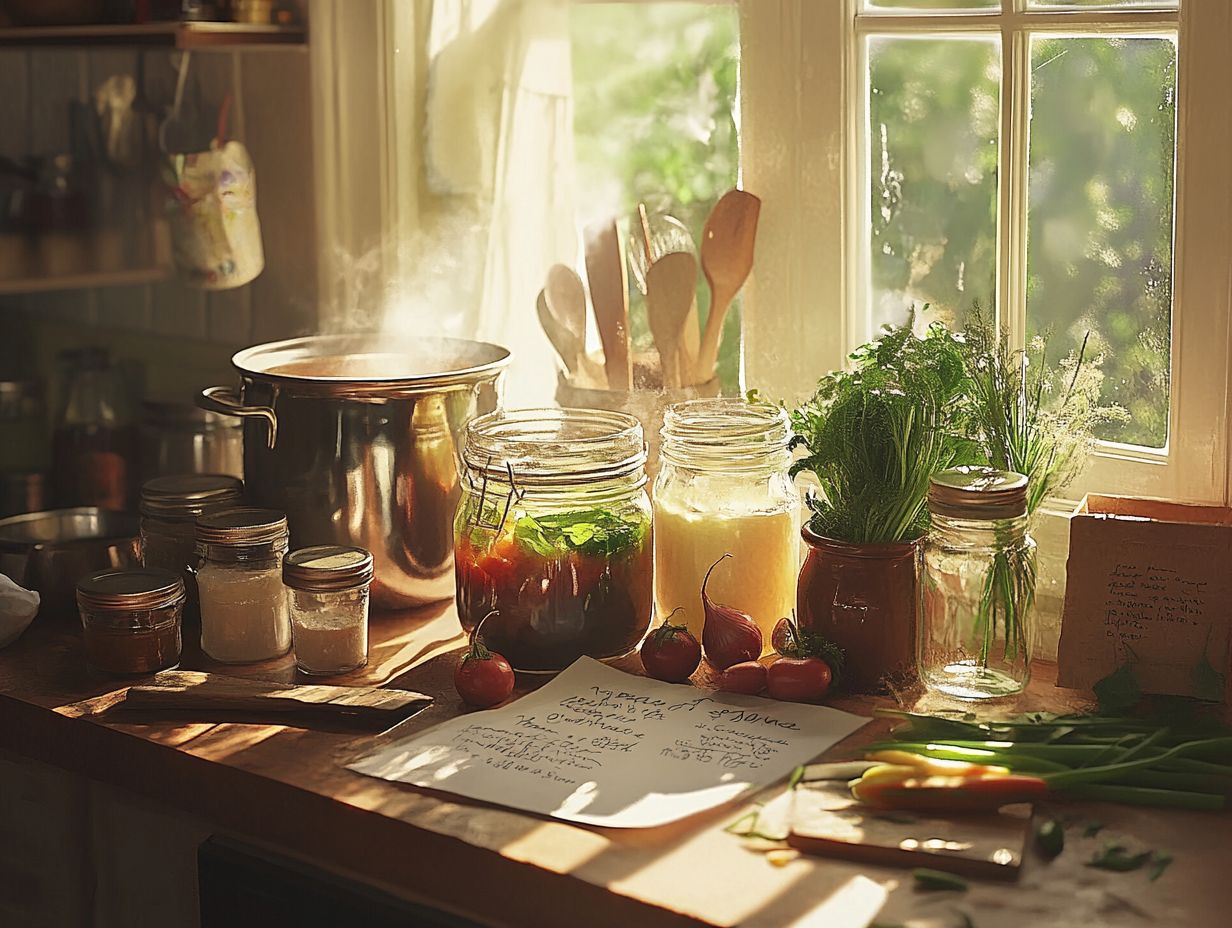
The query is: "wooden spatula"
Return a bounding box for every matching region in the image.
[697,190,761,383]
[646,252,698,390]
[584,219,632,392]
[537,288,582,375]
[544,264,587,367]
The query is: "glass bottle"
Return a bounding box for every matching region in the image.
[51,347,138,510]
[195,508,291,664]
[918,467,1036,699]
[653,398,800,648]
[77,568,185,675]
[283,545,373,676]
[454,408,652,673]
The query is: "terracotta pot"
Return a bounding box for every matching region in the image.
[796,525,921,694]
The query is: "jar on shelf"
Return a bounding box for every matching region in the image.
[77,568,185,675]
[283,545,373,676]
[454,408,652,673]
[140,473,244,580]
[195,507,290,664]
[653,399,799,649]
[918,467,1036,699]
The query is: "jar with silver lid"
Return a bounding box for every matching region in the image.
[140,473,244,582]
[918,467,1036,699]
[196,508,290,663]
[283,545,374,676]
[77,568,185,675]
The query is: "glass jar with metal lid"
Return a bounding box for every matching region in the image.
[284,545,374,676]
[454,408,652,673]
[195,507,290,664]
[653,398,800,650]
[140,473,244,580]
[77,568,185,675]
[918,466,1036,699]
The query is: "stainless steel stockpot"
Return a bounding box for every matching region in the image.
[198,335,510,609]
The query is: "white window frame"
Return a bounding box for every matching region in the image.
[311,0,1232,505]
[745,0,1232,506]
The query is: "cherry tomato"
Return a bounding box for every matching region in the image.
[719,660,767,695]
[454,630,515,708]
[766,657,832,704]
[640,613,701,683]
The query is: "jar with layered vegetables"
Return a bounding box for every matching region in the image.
[454,408,652,673]
[918,467,1035,699]
[653,398,800,649]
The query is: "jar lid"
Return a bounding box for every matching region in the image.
[283,545,374,592]
[196,507,287,546]
[464,408,646,489]
[77,568,185,611]
[141,474,244,520]
[929,467,1029,520]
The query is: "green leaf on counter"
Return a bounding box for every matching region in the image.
[1148,852,1173,882]
[1093,662,1142,715]
[1083,820,1105,838]
[1086,843,1151,873]
[912,869,968,892]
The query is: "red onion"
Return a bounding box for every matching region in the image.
[701,554,763,670]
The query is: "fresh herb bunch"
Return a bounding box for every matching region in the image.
[960,303,1127,516]
[789,313,976,543]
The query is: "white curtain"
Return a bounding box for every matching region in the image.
[424,0,576,407]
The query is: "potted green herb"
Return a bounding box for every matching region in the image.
[790,317,975,693]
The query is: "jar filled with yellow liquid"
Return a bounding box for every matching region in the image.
[653,399,800,650]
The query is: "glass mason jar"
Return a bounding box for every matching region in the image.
[77,567,185,675]
[653,399,799,648]
[283,545,373,676]
[140,473,244,580]
[454,408,652,673]
[918,467,1036,699]
[195,508,291,664]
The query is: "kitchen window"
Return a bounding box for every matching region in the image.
[313,0,1232,505]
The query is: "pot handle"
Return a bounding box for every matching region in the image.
[197,386,277,449]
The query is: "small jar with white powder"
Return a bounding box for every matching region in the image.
[282,545,373,676]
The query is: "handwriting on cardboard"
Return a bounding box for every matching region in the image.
[1058,495,1232,699]
[346,658,866,828]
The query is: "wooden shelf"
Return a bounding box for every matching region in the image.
[0,22,306,50]
[0,266,170,295]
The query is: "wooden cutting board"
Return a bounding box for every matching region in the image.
[124,671,433,729]
[787,779,1032,881]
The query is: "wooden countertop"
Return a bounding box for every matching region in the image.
[1,606,1228,928]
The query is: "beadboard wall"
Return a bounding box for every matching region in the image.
[0,40,317,402]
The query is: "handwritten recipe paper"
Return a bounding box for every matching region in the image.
[347,658,866,828]
[1058,495,1232,699]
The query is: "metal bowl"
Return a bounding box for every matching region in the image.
[0,508,140,620]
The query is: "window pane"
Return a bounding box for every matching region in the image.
[868,36,1000,331]
[570,3,740,391]
[1028,2,1176,9]
[865,1,997,10]
[1027,36,1177,448]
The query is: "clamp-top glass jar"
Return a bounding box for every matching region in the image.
[918,467,1036,699]
[653,399,800,647]
[454,408,652,673]
[195,508,291,663]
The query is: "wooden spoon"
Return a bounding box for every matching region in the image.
[645,252,698,390]
[543,264,587,372]
[536,289,582,376]
[697,190,762,383]
[584,219,632,392]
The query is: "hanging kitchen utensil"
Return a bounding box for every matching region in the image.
[645,252,698,390]
[543,264,588,373]
[536,288,582,376]
[584,219,632,392]
[698,190,761,383]
[630,206,700,384]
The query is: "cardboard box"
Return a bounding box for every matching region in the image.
[1057,495,1231,701]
